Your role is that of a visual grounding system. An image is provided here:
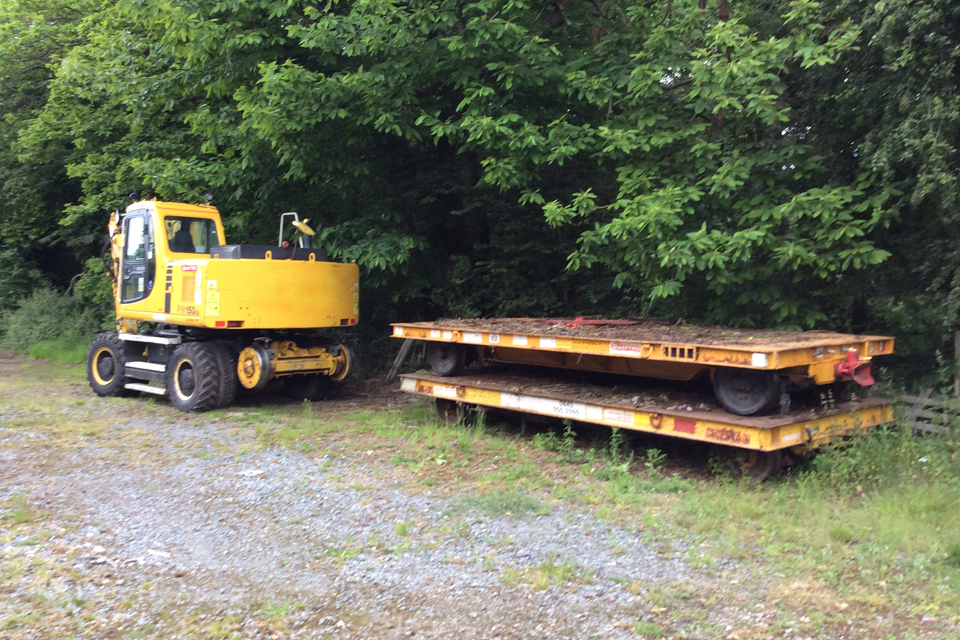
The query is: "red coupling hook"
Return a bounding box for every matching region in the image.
[835,350,875,386]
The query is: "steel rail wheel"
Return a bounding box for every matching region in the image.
[86,333,128,397]
[435,398,460,425]
[237,344,273,390]
[426,342,466,377]
[167,342,221,412]
[712,367,780,416]
[712,446,782,484]
[329,344,355,382]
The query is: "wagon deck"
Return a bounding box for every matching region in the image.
[399,366,894,482]
[391,318,893,372]
[391,317,894,417]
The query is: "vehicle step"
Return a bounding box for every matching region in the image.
[124,382,167,396]
[118,333,182,345]
[126,361,166,372]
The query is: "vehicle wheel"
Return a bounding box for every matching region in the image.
[330,344,355,383]
[712,447,782,485]
[284,375,332,401]
[87,333,128,397]
[436,398,460,425]
[210,342,239,409]
[713,367,780,416]
[167,342,221,412]
[426,342,465,377]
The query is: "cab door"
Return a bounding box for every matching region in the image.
[120,211,156,304]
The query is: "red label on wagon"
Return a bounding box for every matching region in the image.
[673,418,697,434]
[181,265,199,272]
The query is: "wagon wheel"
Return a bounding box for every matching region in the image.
[435,398,460,425]
[426,342,466,377]
[712,367,780,416]
[712,446,782,485]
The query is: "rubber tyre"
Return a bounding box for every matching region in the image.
[210,342,239,409]
[167,342,221,412]
[87,333,128,397]
[712,367,780,416]
[426,342,466,377]
[284,375,333,401]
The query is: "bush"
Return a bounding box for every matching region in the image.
[807,411,960,491]
[0,248,48,312]
[0,288,102,354]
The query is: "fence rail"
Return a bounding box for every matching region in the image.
[897,389,959,435]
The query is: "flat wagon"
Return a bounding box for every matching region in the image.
[391,318,893,416]
[399,367,893,483]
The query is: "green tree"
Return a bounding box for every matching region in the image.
[9,0,955,380]
[231,0,890,328]
[0,0,96,298]
[780,0,960,379]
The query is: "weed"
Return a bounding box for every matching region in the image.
[560,421,578,462]
[323,546,360,563]
[457,429,474,456]
[608,427,628,462]
[501,553,594,590]
[644,448,667,474]
[3,493,34,524]
[634,621,665,638]
[533,431,561,452]
[261,601,301,619]
[395,521,410,536]
[454,520,470,538]
[946,537,960,567]
[473,410,487,434]
[449,491,547,518]
[828,525,855,544]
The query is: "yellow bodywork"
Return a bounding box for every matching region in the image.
[110,200,359,330]
[400,373,894,453]
[391,322,893,386]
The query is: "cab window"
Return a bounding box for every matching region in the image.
[120,213,155,303]
[165,217,219,254]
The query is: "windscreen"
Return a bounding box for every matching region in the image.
[165,217,219,254]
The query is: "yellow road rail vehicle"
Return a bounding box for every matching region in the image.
[87,199,359,411]
[391,318,893,416]
[400,368,894,483]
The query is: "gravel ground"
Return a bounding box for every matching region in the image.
[2,410,705,639]
[2,358,909,639]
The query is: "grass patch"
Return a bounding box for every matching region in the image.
[27,337,90,364]
[3,493,36,524]
[634,621,665,638]
[449,490,548,518]
[501,554,594,590]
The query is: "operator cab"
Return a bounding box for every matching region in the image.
[166,216,219,254]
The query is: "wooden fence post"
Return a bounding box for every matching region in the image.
[955,329,960,397]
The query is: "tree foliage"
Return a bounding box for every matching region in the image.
[0,0,958,380]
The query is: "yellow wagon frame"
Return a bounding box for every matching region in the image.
[400,372,893,454]
[391,321,894,385]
